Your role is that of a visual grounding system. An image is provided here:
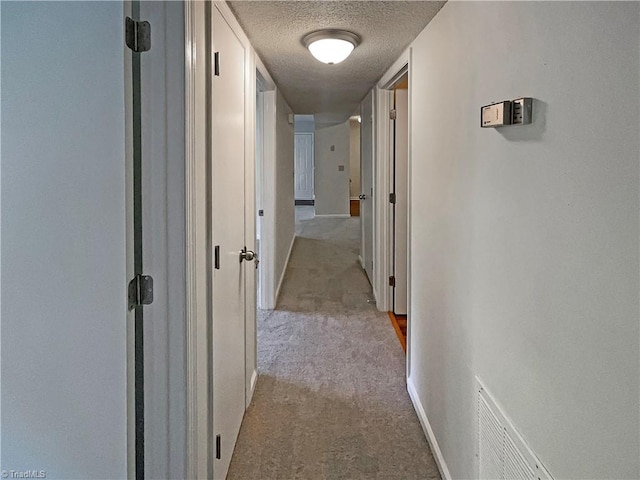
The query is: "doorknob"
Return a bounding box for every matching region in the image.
[240,246,257,264]
[359,194,366,200]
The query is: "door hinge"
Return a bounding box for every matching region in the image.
[389,109,397,120]
[389,275,396,287]
[389,193,396,204]
[215,434,221,460]
[214,52,220,76]
[258,209,264,217]
[128,274,154,310]
[125,17,151,53]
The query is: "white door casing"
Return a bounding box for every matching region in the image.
[259,90,278,309]
[294,133,315,200]
[255,71,277,312]
[137,2,187,478]
[360,91,375,283]
[374,51,410,314]
[211,5,247,478]
[393,88,409,315]
[185,1,210,477]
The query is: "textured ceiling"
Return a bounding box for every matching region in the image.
[227,1,446,126]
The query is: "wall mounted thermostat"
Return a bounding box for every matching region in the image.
[511,97,533,125]
[481,97,533,128]
[481,101,511,127]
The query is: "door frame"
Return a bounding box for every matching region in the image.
[252,60,276,380]
[359,90,375,281]
[256,79,278,311]
[184,2,262,477]
[392,85,409,316]
[375,48,412,378]
[185,1,209,478]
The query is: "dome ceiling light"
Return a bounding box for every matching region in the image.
[303,29,360,65]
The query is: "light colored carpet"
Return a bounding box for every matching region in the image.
[227,213,441,480]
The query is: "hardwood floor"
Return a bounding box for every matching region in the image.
[387,311,407,353]
[350,199,360,216]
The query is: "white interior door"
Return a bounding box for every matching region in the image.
[211,6,247,479]
[294,133,315,200]
[393,88,409,315]
[2,2,129,477]
[360,91,375,283]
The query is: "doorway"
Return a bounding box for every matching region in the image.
[349,116,362,217]
[360,91,375,284]
[391,74,409,317]
[294,132,315,203]
[375,66,410,355]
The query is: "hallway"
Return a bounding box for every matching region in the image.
[227,212,440,479]
[3,2,638,478]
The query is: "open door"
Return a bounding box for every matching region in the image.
[360,90,375,283]
[392,82,409,315]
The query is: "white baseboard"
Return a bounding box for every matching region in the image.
[247,369,258,407]
[407,377,452,480]
[358,255,364,269]
[314,214,350,218]
[275,235,295,303]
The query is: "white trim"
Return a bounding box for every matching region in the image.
[213,1,250,47]
[406,48,413,380]
[372,53,411,316]
[358,255,365,269]
[247,369,258,406]
[243,23,258,414]
[407,377,452,480]
[261,91,277,310]
[255,53,276,91]
[124,2,135,476]
[378,47,410,89]
[315,214,351,218]
[184,1,209,478]
[275,234,296,303]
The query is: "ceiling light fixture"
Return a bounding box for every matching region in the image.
[303,30,360,65]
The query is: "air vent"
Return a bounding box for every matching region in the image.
[477,377,553,480]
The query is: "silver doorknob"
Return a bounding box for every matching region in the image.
[240,246,257,263]
[359,194,366,200]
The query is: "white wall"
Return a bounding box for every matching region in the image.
[274,90,295,293]
[1,2,128,477]
[408,2,639,479]
[315,121,350,216]
[349,119,361,198]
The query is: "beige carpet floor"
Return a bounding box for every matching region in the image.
[227,211,441,480]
